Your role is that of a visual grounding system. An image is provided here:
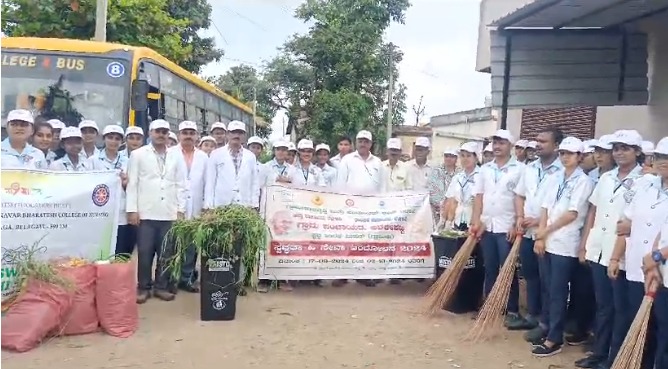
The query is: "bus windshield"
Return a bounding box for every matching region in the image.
[1,51,130,131]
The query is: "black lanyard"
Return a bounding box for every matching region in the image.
[301,166,310,183]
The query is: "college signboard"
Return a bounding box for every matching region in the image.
[1,169,120,300]
[259,185,435,280]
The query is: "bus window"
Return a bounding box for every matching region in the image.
[159,68,185,99]
[231,108,241,121]
[186,103,198,122]
[205,110,216,130]
[220,100,232,119]
[141,61,161,93]
[177,100,186,121]
[205,93,218,114]
[164,95,179,122]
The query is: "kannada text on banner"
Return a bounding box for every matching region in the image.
[260,185,435,280]
[1,169,120,300]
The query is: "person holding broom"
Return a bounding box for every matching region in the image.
[470,129,530,329]
[530,137,593,357]
[441,141,480,230]
[514,128,564,342]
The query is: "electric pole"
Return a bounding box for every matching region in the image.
[252,86,257,135]
[386,43,395,140]
[94,0,108,42]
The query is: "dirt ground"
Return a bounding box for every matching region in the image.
[3,282,583,369]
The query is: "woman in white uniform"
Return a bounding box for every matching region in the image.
[442,141,479,230]
[1,109,45,168]
[314,143,337,187]
[31,121,56,168]
[49,127,95,171]
[288,139,324,187]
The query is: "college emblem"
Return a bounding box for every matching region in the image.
[623,190,635,204]
[345,199,355,207]
[379,200,386,208]
[91,184,110,207]
[506,181,517,191]
[311,195,324,206]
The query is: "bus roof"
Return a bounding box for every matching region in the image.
[1,37,254,115]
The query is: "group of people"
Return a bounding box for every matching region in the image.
[449,127,666,369]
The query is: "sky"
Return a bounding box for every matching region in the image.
[200,0,491,139]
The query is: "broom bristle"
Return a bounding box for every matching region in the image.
[464,236,523,342]
[423,236,476,316]
[610,293,656,369]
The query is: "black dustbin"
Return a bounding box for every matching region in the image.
[200,251,242,321]
[432,235,484,314]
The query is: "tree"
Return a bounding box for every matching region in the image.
[1,0,222,73]
[411,95,426,126]
[262,0,410,149]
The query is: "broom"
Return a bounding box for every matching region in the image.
[464,234,523,342]
[423,235,477,315]
[610,280,659,369]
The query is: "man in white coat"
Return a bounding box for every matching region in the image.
[171,120,208,293]
[126,119,187,303]
[204,120,260,209]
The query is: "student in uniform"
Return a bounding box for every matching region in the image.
[577,129,645,369]
[286,142,297,165]
[31,121,55,168]
[198,136,217,156]
[49,127,95,171]
[525,141,538,163]
[515,139,529,163]
[78,120,100,159]
[441,141,480,230]
[609,136,667,369]
[381,138,412,192]
[531,136,593,357]
[471,129,529,329]
[588,135,616,185]
[515,128,565,341]
[121,126,144,158]
[289,139,324,187]
[2,109,45,168]
[209,121,227,148]
[47,118,65,159]
[427,148,459,225]
[168,131,178,148]
[330,136,353,168]
[641,140,655,174]
[314,143,337,187]
[482,143,494,164]
[580,140,598,174]
[247,136,264,161]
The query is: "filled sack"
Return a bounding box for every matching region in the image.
[96,260,138,338]
[57,264,98,335]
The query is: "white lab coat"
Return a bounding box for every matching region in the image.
[171,145,208,219]
[204,145,260,208]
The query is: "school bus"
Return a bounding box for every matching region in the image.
[1,37,256,136]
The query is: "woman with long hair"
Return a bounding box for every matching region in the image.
[31,121,56,168]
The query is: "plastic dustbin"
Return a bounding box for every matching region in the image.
[200,254,242,321]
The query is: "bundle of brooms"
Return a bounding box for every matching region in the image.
[423,235,476,315]
[610,280,660,369]
[465,234,523,342]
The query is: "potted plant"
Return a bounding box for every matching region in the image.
[165,205,267,321]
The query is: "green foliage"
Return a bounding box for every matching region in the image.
[1,0,222,73]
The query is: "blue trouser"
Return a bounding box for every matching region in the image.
[626,280,657,369]
[519,237,541,318]
[539,252,577,345]
[607,270,629,365]
[481,232,519,314]
[591,262,614,360]
[567,262,596,334]
[655,286,668,369]
[179,245,198,284]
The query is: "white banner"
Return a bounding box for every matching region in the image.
[259,185,435,280]
[1,169,120,300]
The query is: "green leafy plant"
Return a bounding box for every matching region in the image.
[164,205,267,289]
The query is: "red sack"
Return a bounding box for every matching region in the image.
[57,265,98,335]
[1,279,73,352]
[96,261,138,338]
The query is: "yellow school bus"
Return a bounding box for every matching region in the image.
[1,37,255,135]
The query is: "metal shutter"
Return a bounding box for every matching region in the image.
[520,106,596,140]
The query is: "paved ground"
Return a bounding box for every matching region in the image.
[2,282,583,369]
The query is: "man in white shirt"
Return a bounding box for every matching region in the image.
[1,109,45,168]
[335,130,382,194]
[407,137,433,191]
[210,121,227,148]
[78,120,100,159]
[381,138,412,192]
[204,120,260,209]
[471,129,529,329]
[171,121,208,294]
[126,119,187,303]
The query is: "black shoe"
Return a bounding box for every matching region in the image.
[575,355,604,368]
[566,332,589,346]
[530,337,546,348]
[593,362,610,369]
[532,343,562,357]
[178,281,200,293]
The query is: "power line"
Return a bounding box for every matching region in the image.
[210,21,228,45]
[220,5,269,32]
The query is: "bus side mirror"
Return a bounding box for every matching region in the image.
[131,79,150,111]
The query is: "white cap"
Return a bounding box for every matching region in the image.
[125,126,144,136]
[387,138,402,150]
[149,119,170,131]
[558,136,584,153]
[443,148,458,156]
[78,120,99,131]
[584,142,596,154]
[491,129,514,144]
[199,136,216,145]
[210,122,227,131]
[60,126,82,139]
[593,135,613,150]
[515,139,529,148]
[287,142,297,151]
[47,119,65,130]
[179,120,198,132]
[102,124,124,137]
[168,131,177,141]
[641,140,655,155]
[273,140,289,149]
[483,143,493,153]
[248,136,264,146]
[297,138,314,150]
[356,130,373,141]
[415,137,430,148]
[227,120,246,132]
[315,143,331,152]
[527,141,537,149]
[609,129,642,148]
[654,137,668,155]
[7,109,34,124]
[459,141,479,154]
